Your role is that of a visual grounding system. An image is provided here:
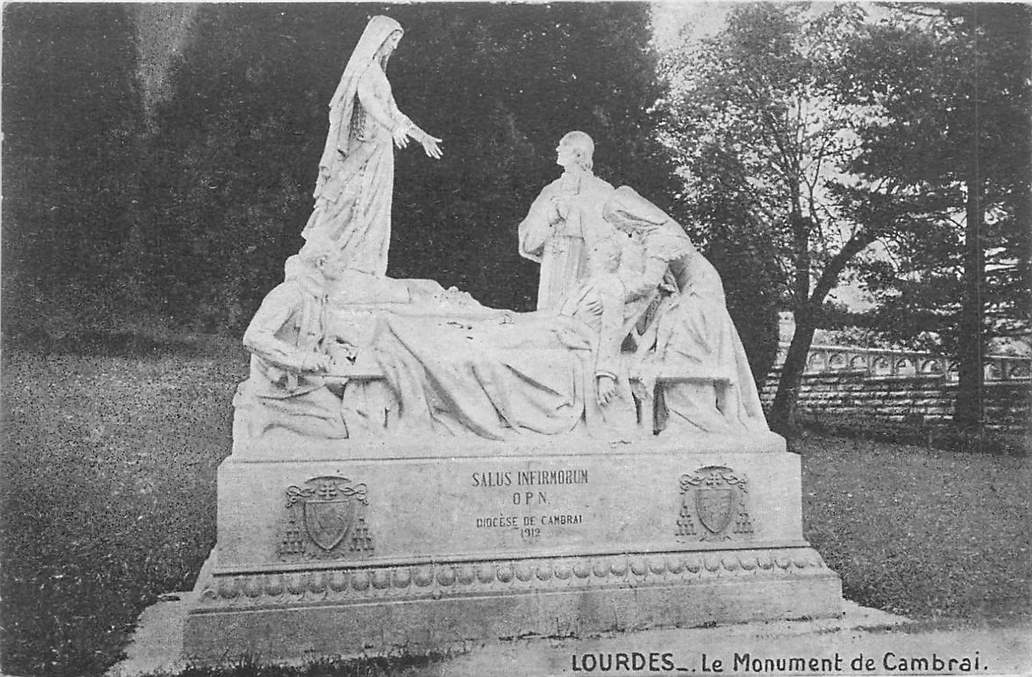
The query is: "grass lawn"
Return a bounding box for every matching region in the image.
[800,430,1031,625]
[1,336,1029,676]
[1,337,243,677]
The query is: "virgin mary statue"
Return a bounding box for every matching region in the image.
[302,16,442,276]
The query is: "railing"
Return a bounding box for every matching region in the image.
[773,344,1032,382]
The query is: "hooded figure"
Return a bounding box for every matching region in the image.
[602,186,769,435]
[235,236,351,440]
[302,16,441,276]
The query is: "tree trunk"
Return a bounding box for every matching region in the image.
[770,207,814,438]
[769,306,818,437]
[767,225,874,439]
[954,174,985,432]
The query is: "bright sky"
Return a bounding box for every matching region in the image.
[651,1,734,51]
[650,2,890,51]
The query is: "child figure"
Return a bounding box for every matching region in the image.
[561,238,631,416]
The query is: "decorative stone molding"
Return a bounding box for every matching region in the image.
[774,343,1031,382]
[195,547,828,610]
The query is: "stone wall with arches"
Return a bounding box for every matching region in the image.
[761,344,1031,437]
[791,345,1031,382]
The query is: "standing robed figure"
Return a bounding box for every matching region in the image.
[302,16,442,276]
[517,131,620,311]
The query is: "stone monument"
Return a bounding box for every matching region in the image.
[183,16,841,663]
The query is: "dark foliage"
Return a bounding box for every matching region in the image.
[2,4,678,337]
[841,3,1032,353]
[660,3,877,432]
[1,3,799,387]
[839,3,1032,430]
[2,4,147,337]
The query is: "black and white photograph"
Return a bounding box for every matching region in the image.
[1,3,1029,676]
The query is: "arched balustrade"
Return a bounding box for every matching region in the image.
[778,344,1030,382]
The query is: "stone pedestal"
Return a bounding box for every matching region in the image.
[183,431,842,663]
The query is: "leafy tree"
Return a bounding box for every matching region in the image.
[660,3,897,434]
[840,3,1032,430]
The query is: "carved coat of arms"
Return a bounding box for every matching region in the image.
[676,466,753,541]
[279,476,374,560]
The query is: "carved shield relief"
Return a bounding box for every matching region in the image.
[676,466,753,542]
[695,485,735,534]
[279,476,374,560]
[303,497,355,550]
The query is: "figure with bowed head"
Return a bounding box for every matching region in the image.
[602,186,769,434]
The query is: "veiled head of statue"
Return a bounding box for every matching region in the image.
[603,186,669,234]
[352,16,404,68]
[557,131,594,172]
[327,16,405,116]
[376,29,404,60]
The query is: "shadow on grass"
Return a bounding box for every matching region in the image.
[795,415,1031,457]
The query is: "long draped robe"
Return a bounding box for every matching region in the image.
[518,170,617,311]
[302,16,408,275]
[603,186,769,434]
[235,271,349,439]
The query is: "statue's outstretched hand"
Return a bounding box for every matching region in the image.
[596,374,618,408]
[585,297,604,316]
[392,125,410,149]
[420,133,443,159]
[630,379,651,403]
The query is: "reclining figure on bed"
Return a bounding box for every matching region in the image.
[234,135,767,442]
[234,237,637,442]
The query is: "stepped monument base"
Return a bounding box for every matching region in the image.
[182,432,841,663]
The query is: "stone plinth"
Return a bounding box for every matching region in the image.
[183,432,842,663]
